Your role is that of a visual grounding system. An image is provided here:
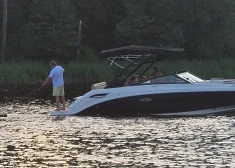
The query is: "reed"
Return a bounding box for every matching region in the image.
[0,59,235,84]
[157,59,235,79]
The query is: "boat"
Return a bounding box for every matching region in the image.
[50,45,235,117]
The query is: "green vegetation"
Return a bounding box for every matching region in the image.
[0,61,118,84]
[0,59,235,84]
[2,0,235,62]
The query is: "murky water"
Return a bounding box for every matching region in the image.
[1,85,235,167]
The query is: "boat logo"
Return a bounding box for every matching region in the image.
[139,98,152,102]
[223,81,231,84]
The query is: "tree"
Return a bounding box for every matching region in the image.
[23,0,78,60]
[115,0,235,60]
[0,0,234,61]
[4,0,32,60]
[175,0,235,59]
[0,0,7,63]
[115,0,184,47]
[71,0,125,50]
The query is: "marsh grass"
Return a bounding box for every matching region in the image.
[0,59,235,84]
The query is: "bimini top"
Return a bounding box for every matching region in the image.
[100,45,184,58]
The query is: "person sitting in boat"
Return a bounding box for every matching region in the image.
[138,75,147,83]
[124,75,139,86]
[149,67,162,79]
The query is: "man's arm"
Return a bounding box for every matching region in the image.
[42,77,52,87]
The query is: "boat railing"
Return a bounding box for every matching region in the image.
[107,54,151,69]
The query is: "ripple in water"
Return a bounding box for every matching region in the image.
[0,105,235,167]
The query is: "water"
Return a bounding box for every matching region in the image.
[1,84,235,167]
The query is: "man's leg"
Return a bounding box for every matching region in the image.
[53,87,60,111]
[55,96,60,111]
[61,96,66,110]
[60,85,66,110]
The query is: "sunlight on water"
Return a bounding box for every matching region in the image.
[0,105,235,167]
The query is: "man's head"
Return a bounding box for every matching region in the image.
[130,75,136,82]
[152,67,158,74]
[49,61,57,69]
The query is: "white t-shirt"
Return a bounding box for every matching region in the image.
[49,66,64,87]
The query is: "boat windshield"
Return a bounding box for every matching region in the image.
[176,72,204,83]
[143,75,188,84]
[141,71,204,85]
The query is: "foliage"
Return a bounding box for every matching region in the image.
[79,46,98,61]
[0,60,235,84]
[22,0,78,60]
[0,0,235,60]
[115,0,235,60]
[115,1,184,47]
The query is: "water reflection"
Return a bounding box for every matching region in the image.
[1,84,235,167]
[1,107,235,167]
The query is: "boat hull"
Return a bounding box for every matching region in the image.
[67,91,235,117]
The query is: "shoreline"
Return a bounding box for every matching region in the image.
[0,82,94,86]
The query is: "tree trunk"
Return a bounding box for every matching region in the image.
[0,0,7,64]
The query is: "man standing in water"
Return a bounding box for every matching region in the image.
[42,61,65,111]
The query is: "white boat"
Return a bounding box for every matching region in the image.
[51,45,235,117]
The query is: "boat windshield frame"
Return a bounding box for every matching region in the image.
[99,45,185,88]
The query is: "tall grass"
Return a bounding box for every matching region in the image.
[0,59,235,84]
[63,62,120,83]
[157,59,235,79]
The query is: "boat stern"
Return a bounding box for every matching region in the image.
[50,96,85,116]
[50,110,72,116]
